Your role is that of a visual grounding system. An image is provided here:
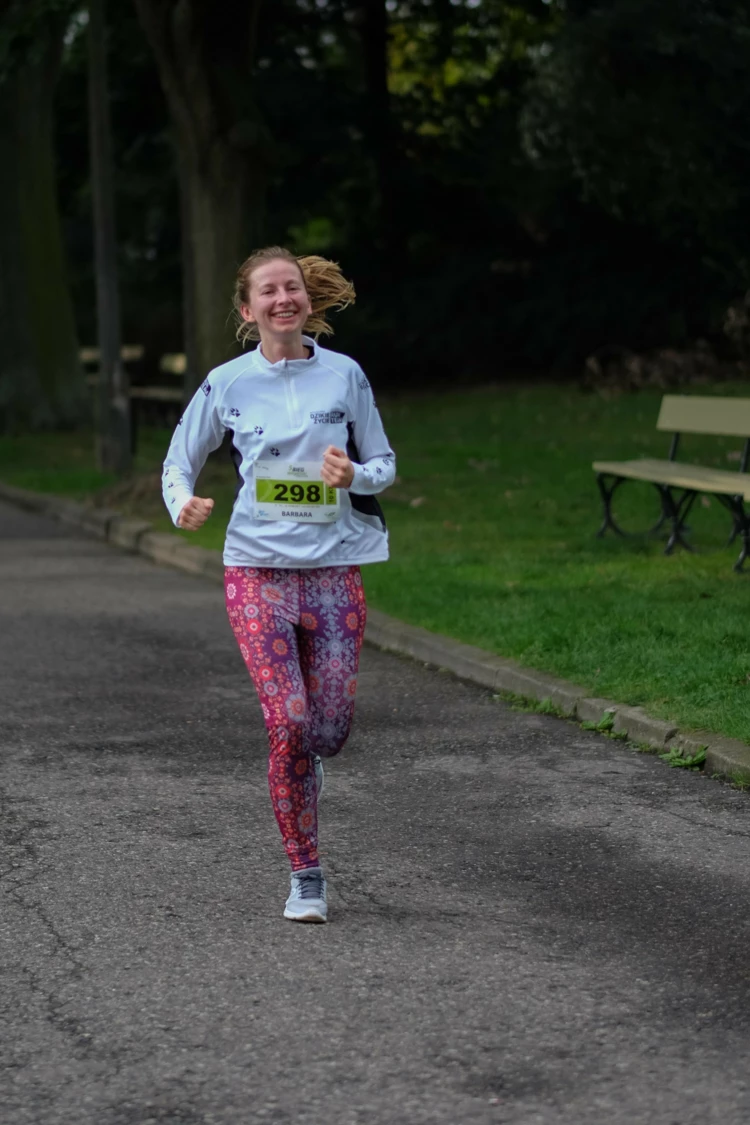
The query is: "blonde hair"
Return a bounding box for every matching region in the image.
[233,246,356,347]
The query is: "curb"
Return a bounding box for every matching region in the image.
[3,479,749,784]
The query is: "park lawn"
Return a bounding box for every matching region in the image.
[2,382,749,743]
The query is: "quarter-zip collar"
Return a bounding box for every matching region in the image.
[253,335,319,374]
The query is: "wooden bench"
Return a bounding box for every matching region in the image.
[593,395,750,572]
[128,356,187,447]
[80,345,145,366]
[82,348,187,451]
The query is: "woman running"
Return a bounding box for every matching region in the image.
[162,247,395,923]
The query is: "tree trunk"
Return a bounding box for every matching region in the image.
[0,90,35,431]
[359,0,398,256]
[88,0,131,473]
[181,133,266,392]
[0,16,86,432]
[133,0,269,396]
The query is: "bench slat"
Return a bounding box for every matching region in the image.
[159,353,187,375]
[656,395,750,437]
[593,458,750,499]
[79,345,144,364]
[128,387,184,403]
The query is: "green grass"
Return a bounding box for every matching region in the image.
[0,428,165,498]
[2,381,750,743]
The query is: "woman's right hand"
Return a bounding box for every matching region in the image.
[177,496,215,530]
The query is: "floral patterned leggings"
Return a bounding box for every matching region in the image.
[225,565,367,871]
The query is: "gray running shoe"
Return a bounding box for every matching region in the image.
[283,867,328,923]
[312,754,324,798]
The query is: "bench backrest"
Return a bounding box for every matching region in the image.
[657,395,750,438]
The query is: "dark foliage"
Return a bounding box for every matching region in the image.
[52,0,750,384]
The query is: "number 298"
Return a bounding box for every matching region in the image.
[273,482,322,503]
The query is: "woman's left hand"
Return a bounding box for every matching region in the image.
[321,445,355,489]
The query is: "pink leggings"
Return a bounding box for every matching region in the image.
[225,565,367,871]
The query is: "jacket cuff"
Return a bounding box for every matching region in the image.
[349,462,369,494]
[167,489,194,525]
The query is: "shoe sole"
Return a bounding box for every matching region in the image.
[283,908,327,923]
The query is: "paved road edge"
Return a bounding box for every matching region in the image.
[4,479,748,782]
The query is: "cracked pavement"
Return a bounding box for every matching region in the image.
[2,498,750,1125]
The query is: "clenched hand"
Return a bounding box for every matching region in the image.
[321,446,354,489]
[177,496,215,530]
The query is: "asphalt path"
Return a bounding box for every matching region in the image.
[2,499,750,1125]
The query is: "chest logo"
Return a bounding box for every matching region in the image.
[310,410,345,425]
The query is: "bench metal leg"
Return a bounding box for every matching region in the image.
[727,513,744,546]
[716,494,750,572]
[595,474,628,537]
[596,474,676,540]
[130,397,139,455]
[647,486,671,538]
[655,485,697,555]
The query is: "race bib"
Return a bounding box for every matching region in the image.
[253,460,340,523]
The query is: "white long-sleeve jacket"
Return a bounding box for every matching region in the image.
[162,337,396,568]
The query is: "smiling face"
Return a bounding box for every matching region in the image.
[240,259,312,344]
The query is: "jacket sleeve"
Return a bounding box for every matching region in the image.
[162,379,225,525]
[347,366,396,495]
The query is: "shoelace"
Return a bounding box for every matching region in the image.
[295,872,324,900]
